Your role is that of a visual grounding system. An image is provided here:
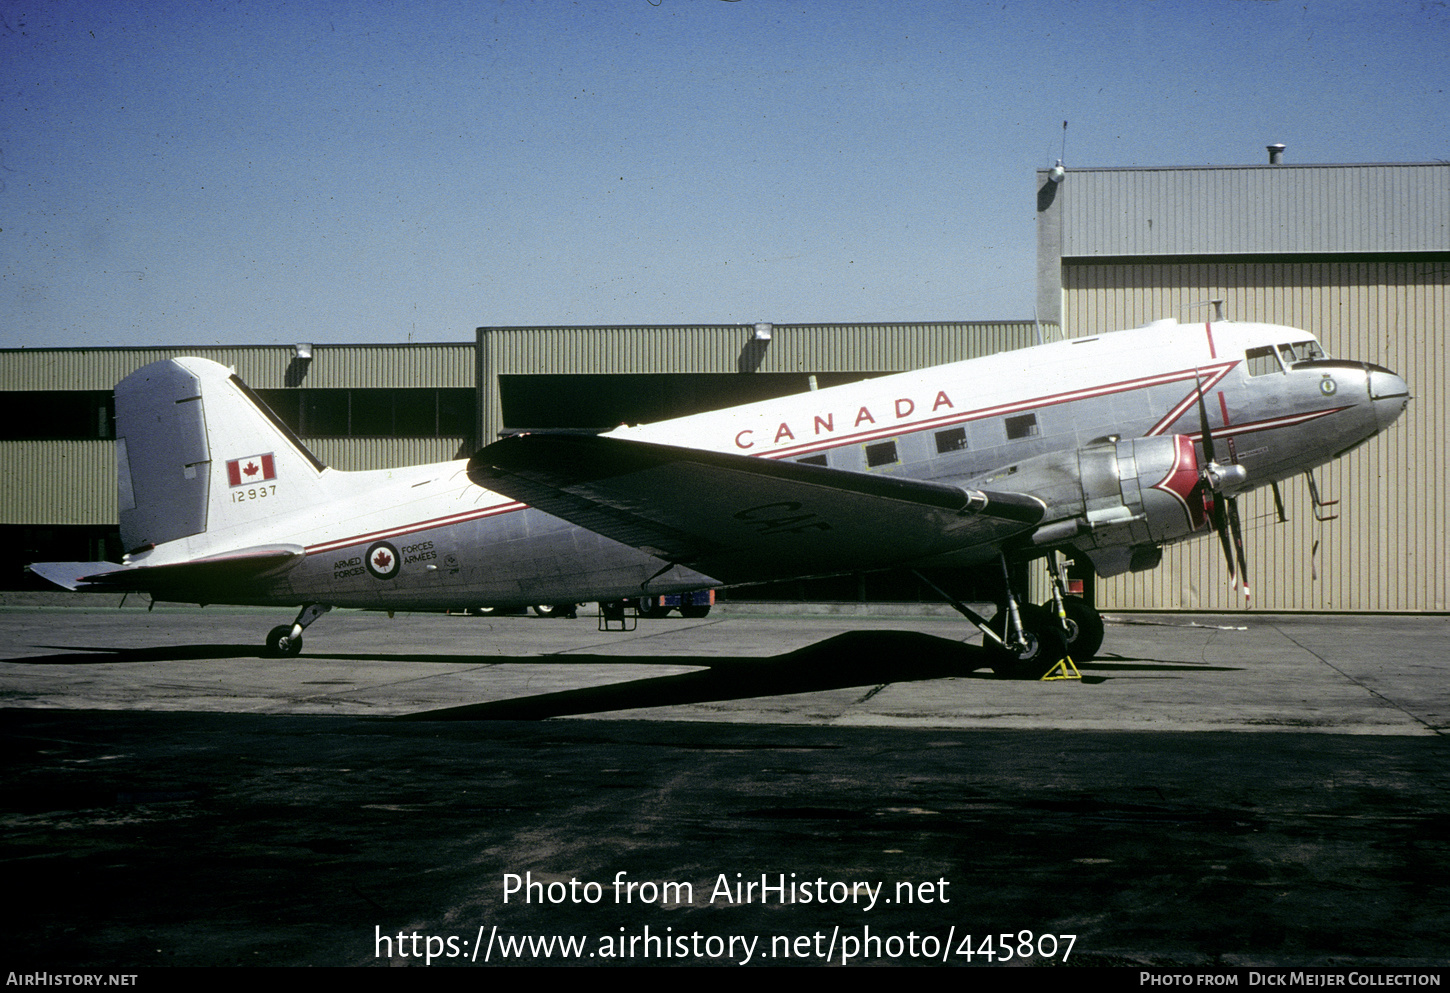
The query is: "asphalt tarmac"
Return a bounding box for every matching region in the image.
[2,601,1448,968]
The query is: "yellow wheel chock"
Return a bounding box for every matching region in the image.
[1040,656,1082,681]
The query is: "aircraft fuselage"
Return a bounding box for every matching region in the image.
[108,319,1410,611]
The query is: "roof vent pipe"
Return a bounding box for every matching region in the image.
[1267,143,1286,165]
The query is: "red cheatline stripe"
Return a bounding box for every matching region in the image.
[305,501,526,556]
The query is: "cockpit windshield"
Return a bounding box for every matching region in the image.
[1278,340,1328,365]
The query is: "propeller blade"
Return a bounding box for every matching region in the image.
[1194,369,1219,466]
[1225,496,1251,601]
[1195,369,1249,600]
[1210,495,1237,589]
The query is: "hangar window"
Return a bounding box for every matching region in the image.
[865,440,899,467]
[301,391,351,436]
[0,391,114,440]
[1005,413,1039,440]
[1245,347,1283,377]
[935,427,968,453]
[250,388,475,439]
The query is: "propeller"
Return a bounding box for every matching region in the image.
[1194,371,1251,601]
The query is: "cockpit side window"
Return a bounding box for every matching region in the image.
[1245,346,1283,377]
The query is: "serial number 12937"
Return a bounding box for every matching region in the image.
[232,485,277,503]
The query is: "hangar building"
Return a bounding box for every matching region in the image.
[3,152,1444,612]
[1036,152,1447,612]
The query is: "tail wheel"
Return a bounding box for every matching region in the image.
[265,625,303,658]
[987,604,1066,679]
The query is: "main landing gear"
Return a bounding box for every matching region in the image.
[264,603,331,658]
[1042,552,1105,664]
[914,554,1104,679]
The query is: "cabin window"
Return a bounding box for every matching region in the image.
[935,427,968,454]
[1246,346,1282,377]
[1005,413,1038,440]
[865,440,899,467]
[796,454,827,467]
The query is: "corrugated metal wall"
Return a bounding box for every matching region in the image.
[0,441,114,526]
[1064,258,1448,612]
[6,328,1041,526]
[0,344,475,525]
[477,322,1039,442]
[1058,164,1450,257]
[0,344,474,391]
[2,437,471,525]
[478,322,1034,373]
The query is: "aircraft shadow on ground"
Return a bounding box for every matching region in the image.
[14,633,1240,720]
[22,645,274,664]
[399,631,996,720]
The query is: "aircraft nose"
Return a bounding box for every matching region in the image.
[1367,365,1411,431]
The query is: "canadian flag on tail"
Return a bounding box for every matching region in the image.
[226,453,277,487]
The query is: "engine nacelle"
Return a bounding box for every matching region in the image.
[968,435,1209,575]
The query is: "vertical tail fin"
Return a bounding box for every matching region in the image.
[115,357,332,555]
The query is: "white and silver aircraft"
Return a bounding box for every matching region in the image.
[30,319,1409,676]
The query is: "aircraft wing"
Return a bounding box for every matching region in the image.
[468,435,1044,585]
[29,545,305,597]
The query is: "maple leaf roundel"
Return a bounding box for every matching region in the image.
[365,541,401,580]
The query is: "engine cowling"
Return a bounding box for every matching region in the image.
[968,434,1210,575]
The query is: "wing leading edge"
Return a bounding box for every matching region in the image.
[467,435,1044,585]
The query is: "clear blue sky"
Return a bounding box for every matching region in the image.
[3,0,1446,347]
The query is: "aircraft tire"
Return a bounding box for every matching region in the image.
[265,625,303,658]
[678,604,711,618]
[531,605,560,618]
[987,604,1066,679]
[1057,596,1104,662]
[636,600,672,619]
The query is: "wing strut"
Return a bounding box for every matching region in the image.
[910,569,1009,650]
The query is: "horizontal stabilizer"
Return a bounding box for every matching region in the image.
[30,545,305,596]
[469,435,1043,584]
[27,561,124,592]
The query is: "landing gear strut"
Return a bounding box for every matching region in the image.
[913,558,1069,679]
[265,603,331,658]
[1043,553,1104,663]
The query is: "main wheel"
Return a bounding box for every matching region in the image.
[987,604,1066,679]
[636,599,672,619]
[265,625,303,658]
[532,604,560,618]
[678,604,711,618]
[1055,596,1105,662]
